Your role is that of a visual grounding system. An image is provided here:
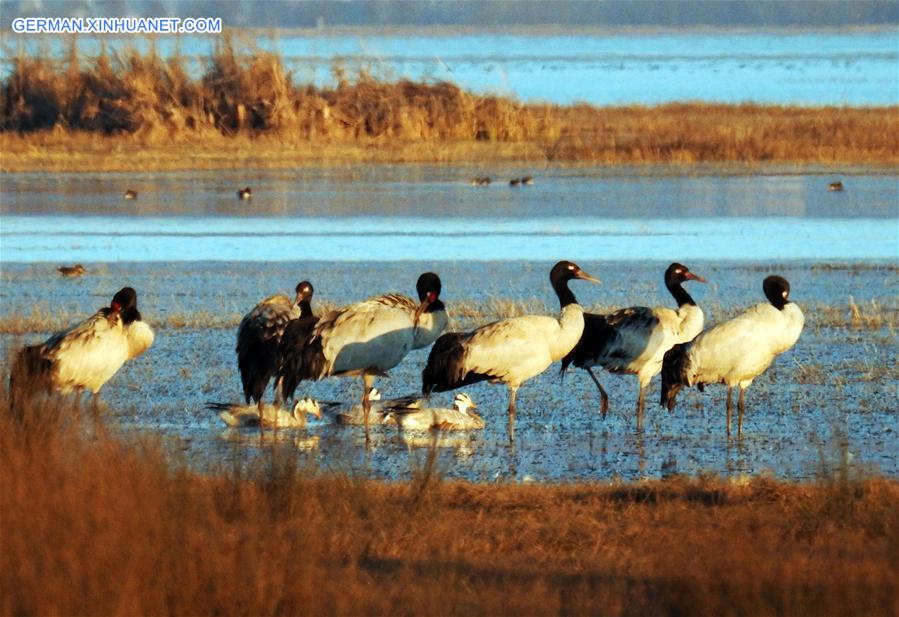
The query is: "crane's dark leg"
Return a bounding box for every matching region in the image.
[725,387,734,437]
[362,373,376,446]
[635,383,647,432]
[585,367,609,418]
[273,376,285,408]
[737,387,746,437]
[507,386,518,443]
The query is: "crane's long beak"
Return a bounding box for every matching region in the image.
[576,270,601,284]
[686,272,708,283]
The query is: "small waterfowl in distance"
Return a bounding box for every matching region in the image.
[58,264,87,277]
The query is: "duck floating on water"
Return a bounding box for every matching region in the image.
[209,398,322,428]
[237,187,252,200]
[57,264,87,277]
[318,388,420,426]
[124,189,138,200]
[383,392,484,431]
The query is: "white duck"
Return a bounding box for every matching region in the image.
[318,388,420,426]
[383,392,484,431]
[209,398,322,428]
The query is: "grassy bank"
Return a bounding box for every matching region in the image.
[0,298,896,335]
[2,42,898,171]
[1,395,898,616]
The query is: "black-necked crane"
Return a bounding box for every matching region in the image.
[561,262,707,429]
[422,260,599,442]
[236,281,313,413]
[661,275,804,437]
[278,272,447,440]
[10,287,154,408]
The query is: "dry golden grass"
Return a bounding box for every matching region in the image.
[1,392,898,616]
[2,41,897,171]
[0,298,895,335]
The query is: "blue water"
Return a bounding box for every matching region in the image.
[1,169,896,263]
[1,215,896,263]
[3,29,896,105]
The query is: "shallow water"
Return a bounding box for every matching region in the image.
[1,260,896,482]
[1,166,896,481]
[4,30,897,105]
[1,169,897,262]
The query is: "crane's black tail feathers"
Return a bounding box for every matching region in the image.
[237,339,277,405]
[421,332,491,394]
[9,345,52,412]
[278,316,325,401]
[660,342,690,411]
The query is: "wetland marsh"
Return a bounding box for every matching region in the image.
[2,168,896,482]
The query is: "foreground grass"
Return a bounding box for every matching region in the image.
[1,395,898,616]
[2,40,898,171]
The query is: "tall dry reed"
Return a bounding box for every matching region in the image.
[3,39,897,168]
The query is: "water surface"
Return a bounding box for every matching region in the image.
[2,169,896,263]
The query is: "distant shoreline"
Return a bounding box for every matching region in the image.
[3,128,897,173]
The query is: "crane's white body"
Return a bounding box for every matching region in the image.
[677,302,804,389]
[457,305,585,389]
[598,303,704,389]
[40,313,154,394]
[316,294,447,377]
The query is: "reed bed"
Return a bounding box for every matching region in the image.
[2,40,897,171]
[0,298,896,335]
[1,392,898,616]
